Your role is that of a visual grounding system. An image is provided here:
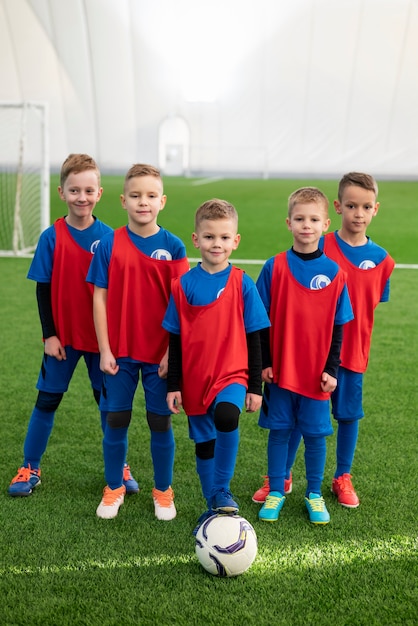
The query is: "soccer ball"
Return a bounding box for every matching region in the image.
[195,514,258,577]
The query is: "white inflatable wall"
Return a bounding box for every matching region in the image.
[1,0,417,177]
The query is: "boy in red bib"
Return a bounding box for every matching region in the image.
[87,164,189,520]
[256,187,353,525]
[253,173,394,510]
[8,154,138,497]
[163,199,270,534]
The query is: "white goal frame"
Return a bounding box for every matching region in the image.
[0,101,50,256]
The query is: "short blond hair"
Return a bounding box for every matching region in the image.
[338,172,378,201]
[60,154,100,187]
[288,187,329,217]
[195,198,238,230]
[124,163,162,192]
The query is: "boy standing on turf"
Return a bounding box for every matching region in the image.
[87,164,189,520]
[8,154,138,497]
[252,173,395,509]
[256,187,353,525]
[163,199,270,534]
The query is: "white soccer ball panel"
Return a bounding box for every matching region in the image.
[195,514,257,577]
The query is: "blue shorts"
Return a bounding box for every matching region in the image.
[36,346,102,393]
[100,358,169,415]
[188,383,246,444]
[258,383,333,437]
[332,367,364,422]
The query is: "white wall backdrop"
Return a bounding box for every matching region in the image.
[1,0,417,177]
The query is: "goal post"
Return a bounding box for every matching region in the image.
[0,101,50,256]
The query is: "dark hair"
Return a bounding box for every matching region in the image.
[338,172,378,201]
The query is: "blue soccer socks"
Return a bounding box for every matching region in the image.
[335,420,359,478]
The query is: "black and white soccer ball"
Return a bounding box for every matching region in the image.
[195,514,258,577]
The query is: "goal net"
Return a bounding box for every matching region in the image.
[0,102,49,256]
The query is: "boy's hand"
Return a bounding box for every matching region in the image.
[245,393,262,413]
[44,336,66,361]
[262,367,273,383]
[321,372,337,393]
[100,349,119,375]
[158,348,169,379]
[166,391,182,414]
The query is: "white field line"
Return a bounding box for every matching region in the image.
[188,258,418,269]
[190,177,225,186]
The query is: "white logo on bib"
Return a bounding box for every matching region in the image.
[310,274,331,290]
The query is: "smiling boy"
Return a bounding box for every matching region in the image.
[163,198,270,534]
[87,164,189,520]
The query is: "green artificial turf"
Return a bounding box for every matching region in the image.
[0,176,416,625]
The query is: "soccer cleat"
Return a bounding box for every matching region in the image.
[305,493,330,525]
[211,488,239,513]
[8,465,41,497]
[252,473,293,503]
[252,476,270,503]
[96,485,126,519]
[258,491,286,522]
[152,486,176,521]
[123,464,139,495]
[192,509,217,536]
[331,473,360,508]
[284,474,293,495]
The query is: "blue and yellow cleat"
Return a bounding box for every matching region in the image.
[305,492,330,525]
[258,491,285,522]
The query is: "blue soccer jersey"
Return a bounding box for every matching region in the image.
[163,262,270,335]
[256,249,353,325]
[86,224,186,288]
[320,231,390,301]
[28,217,112,282]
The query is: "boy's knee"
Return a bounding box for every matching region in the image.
[146,411,172,432]
[195,439,215,460]
[214,402,240,432]
[35,391,63,413]
[107,410,132,429]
